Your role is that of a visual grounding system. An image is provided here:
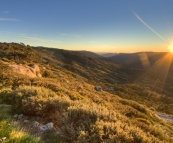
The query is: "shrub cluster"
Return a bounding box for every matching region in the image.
[0,86,172,142]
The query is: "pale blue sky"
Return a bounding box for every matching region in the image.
[0,0,173,52]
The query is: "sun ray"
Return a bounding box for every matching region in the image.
[135,53,173,93]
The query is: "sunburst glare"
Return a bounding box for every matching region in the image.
[135,53,173,93]
[168,43,173,53]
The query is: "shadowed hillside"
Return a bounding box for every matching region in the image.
[33,46,142,84]
[108,52,168,69]
[107,52,173,96]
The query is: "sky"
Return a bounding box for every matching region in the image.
[0,0,173,53]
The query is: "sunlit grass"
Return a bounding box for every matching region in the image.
[0,106,43,143]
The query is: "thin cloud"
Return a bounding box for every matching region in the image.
[3,31,11,33]
[89,41,96,43]
[74,34,81,37]
[60,33,81,37]
[20,35,62,43]
[0,18,20,21]
[0,11,9,13]
[61,34,67,36]
[3,11,9,13]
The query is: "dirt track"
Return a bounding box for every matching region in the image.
[156,112,173,122]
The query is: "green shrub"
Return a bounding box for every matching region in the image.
[0,87,13,104]
[42,70,55,78]
[68,92,84,100]
[10,86,70,117]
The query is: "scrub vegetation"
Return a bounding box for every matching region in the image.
[0,42,173,142]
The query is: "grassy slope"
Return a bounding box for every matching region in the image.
[0,43,173,142]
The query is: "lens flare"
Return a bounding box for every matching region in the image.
[168,43,173,53]
[135,53,173,93]
[133,11,168,43]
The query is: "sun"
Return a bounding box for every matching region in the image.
[168,43,173,54]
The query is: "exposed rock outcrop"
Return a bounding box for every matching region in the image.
[39,122,54,131]
[8,63,42,78]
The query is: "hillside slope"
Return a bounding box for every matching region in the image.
[0,43,173,142]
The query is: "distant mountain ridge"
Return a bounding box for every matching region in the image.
[108,52,169,68]
[97,52,118,57]
[78,50,103,58]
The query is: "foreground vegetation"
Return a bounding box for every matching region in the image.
[1,85,173,142]
[0,106,42,143]
[0,42,173,142]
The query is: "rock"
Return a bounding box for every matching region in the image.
[32,121,39,127]
[0,137,6,142]
[13,114,18,119]
[9,63,41,78]
[24,120,30,123]
[39,125,48,131]
[46,122,54,130]
[39,122,54,131]
[18,114,23,119]
[54,71,61,76]
[95,86,102,91]
[56,131,59,134]
[105,87,115,91]
[2,137,6,140]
